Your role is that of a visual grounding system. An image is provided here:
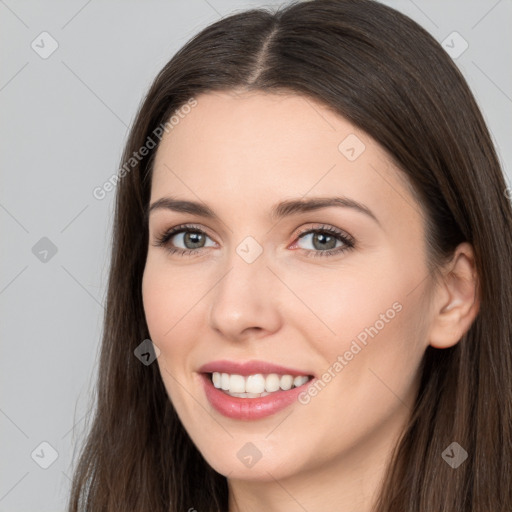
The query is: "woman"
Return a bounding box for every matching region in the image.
[68,0,512,510]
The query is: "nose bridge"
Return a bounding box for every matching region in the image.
[208,238,281,339]
[221,234,270,297]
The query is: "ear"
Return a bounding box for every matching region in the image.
[428,242,480,349]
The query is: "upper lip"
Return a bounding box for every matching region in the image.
[198,359,314,377]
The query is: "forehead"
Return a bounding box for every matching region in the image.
[153,90,362,177]
[150,90,420,228]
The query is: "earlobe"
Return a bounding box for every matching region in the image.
[428,242,480,349]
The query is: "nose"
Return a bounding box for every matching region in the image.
[208,246,282,342]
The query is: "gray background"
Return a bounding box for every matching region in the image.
[1,0,510,510]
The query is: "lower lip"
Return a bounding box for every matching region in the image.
[200,373,311,421]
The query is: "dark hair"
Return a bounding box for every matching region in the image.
[68,1,512,510]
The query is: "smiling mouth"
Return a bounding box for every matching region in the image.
[207,371,313,398]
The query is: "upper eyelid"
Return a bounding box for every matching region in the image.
[153,223,214,238]
[296,224,352,238]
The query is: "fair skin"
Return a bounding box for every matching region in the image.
[142,90,479,512]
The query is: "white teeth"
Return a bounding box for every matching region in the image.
[211,371,310,396]
[229,374,246,393]
[280,375,293,391]
[293,375,309,387]
[265,373,281,392]
[221,373,230,391]
[212,372,221,388]
[245,374,266,394]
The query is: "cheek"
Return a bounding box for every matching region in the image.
[141,259,214,381]
[297,288,428,454]
[285,259,406,349]
[141,263,189,382]
[295,255,429,386]
[141,258,201,340]
[142,273,168,341]
[142,263,197,408]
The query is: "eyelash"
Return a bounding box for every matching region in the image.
[152,223,355,258]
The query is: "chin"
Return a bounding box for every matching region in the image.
[194,438,308,483]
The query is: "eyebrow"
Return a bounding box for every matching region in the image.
[147,196,380,226]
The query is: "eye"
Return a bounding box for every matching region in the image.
[153,223,355,259]
[153,224,216,256]
[292,224,355,258]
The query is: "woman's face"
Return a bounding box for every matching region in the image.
[142,90,434,484]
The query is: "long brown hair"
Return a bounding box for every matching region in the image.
[67,1,512,510]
